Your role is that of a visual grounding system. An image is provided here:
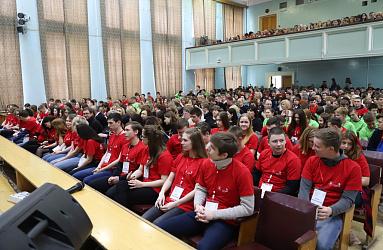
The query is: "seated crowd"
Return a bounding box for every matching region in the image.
[1,82,383,250]
[196,11,383,46]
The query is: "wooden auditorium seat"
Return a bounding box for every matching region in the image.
[235,191,317,250]
[338,205,355,250]
[353,164,382,248]
[363,150,383,166]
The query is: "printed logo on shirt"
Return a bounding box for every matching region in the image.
[217,186,229,193]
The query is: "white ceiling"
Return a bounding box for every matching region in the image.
[229,0,272,6]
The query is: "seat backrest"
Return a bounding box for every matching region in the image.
[364,150,383,167]
[255,192,316,250]
[369,164,381,188]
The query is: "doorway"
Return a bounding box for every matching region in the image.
[266,72,294,88]
[259,14,277,31]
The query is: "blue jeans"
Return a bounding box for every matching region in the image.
[316,215,343,250]
[72,167,96,181]
[142,206,185,225]
[157,211,237,250]
[83,170,113,185]
[53,155,81,172]
[43,153,67,162]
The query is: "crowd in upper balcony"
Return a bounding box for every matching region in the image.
[197,11,383,46]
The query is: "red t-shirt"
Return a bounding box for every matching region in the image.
[353,153,370,177]
[166,134,182,159]
[83,139,105,162]
[63,130,73,147]
[301,156,362,207]
[292,144,316,168]
[72,132,82,149]
[355,107,368,117]
[165,155,205,211]
[37,127,56,143]
[245,133,258,151]
[38,111,50,120]
[143,150,173,193]
[234,146,255,172]
[119,141,147,175]
[197,158,254,223]
[4,113,19,126]
[19,117,40,136]
[103,131,127,166]
[256,148,302,192]
[211,127,228,135]
[257,135,294,154]
[288,126,302,139]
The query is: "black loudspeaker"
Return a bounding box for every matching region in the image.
[277,67,282,71]
[0,183,92,249]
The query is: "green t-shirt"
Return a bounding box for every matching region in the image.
[350,119,365,132]
[263,118,269,127]
[359,124,375,141]
[309,119,319,128]
[343,121,356,133]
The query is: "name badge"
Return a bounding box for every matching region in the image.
[122,162,130,173]
[205,201,219,211]
[78,157,86,166]
[143,165,149,179]
[170,186,184,201]
[260,183,273,198]
[311,188,326,206]
[104,152,111,163]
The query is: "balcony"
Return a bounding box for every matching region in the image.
[186,20,383,70]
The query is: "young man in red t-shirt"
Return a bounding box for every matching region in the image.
[158,132,254,250]
[298,128,362,250]
[166,118,189,159]
[257,116,294,158]
[254,127,301,196]
[81,113,128,184]
[88,121,146,194]
[12,110,41,144]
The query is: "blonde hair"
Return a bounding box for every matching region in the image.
[238,113,255,146]
[280,99,292,110]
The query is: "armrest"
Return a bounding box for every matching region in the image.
[294,230,316,250]
[237,212,259,246]
[236,211,259,223]
[339,205,355,250]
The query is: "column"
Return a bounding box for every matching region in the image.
[139,0,156,96]
[87,0,107,100]
[16,0,46,105]
[182,0,195,93]
[215,2,225,89]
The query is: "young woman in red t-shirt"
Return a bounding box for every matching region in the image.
[36,118,67,158]
[210,111,230,135]
[340,131,370,189]
[143,128,208,225]
[340,130,370,245]
[287,109,308,143]
[43,114,76,163]
[106,125,172,210]
[292,127,317,168]
[229,126,255,173]
[238,113,258,155]
[70,124,105,177]
[51,116,88,172]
